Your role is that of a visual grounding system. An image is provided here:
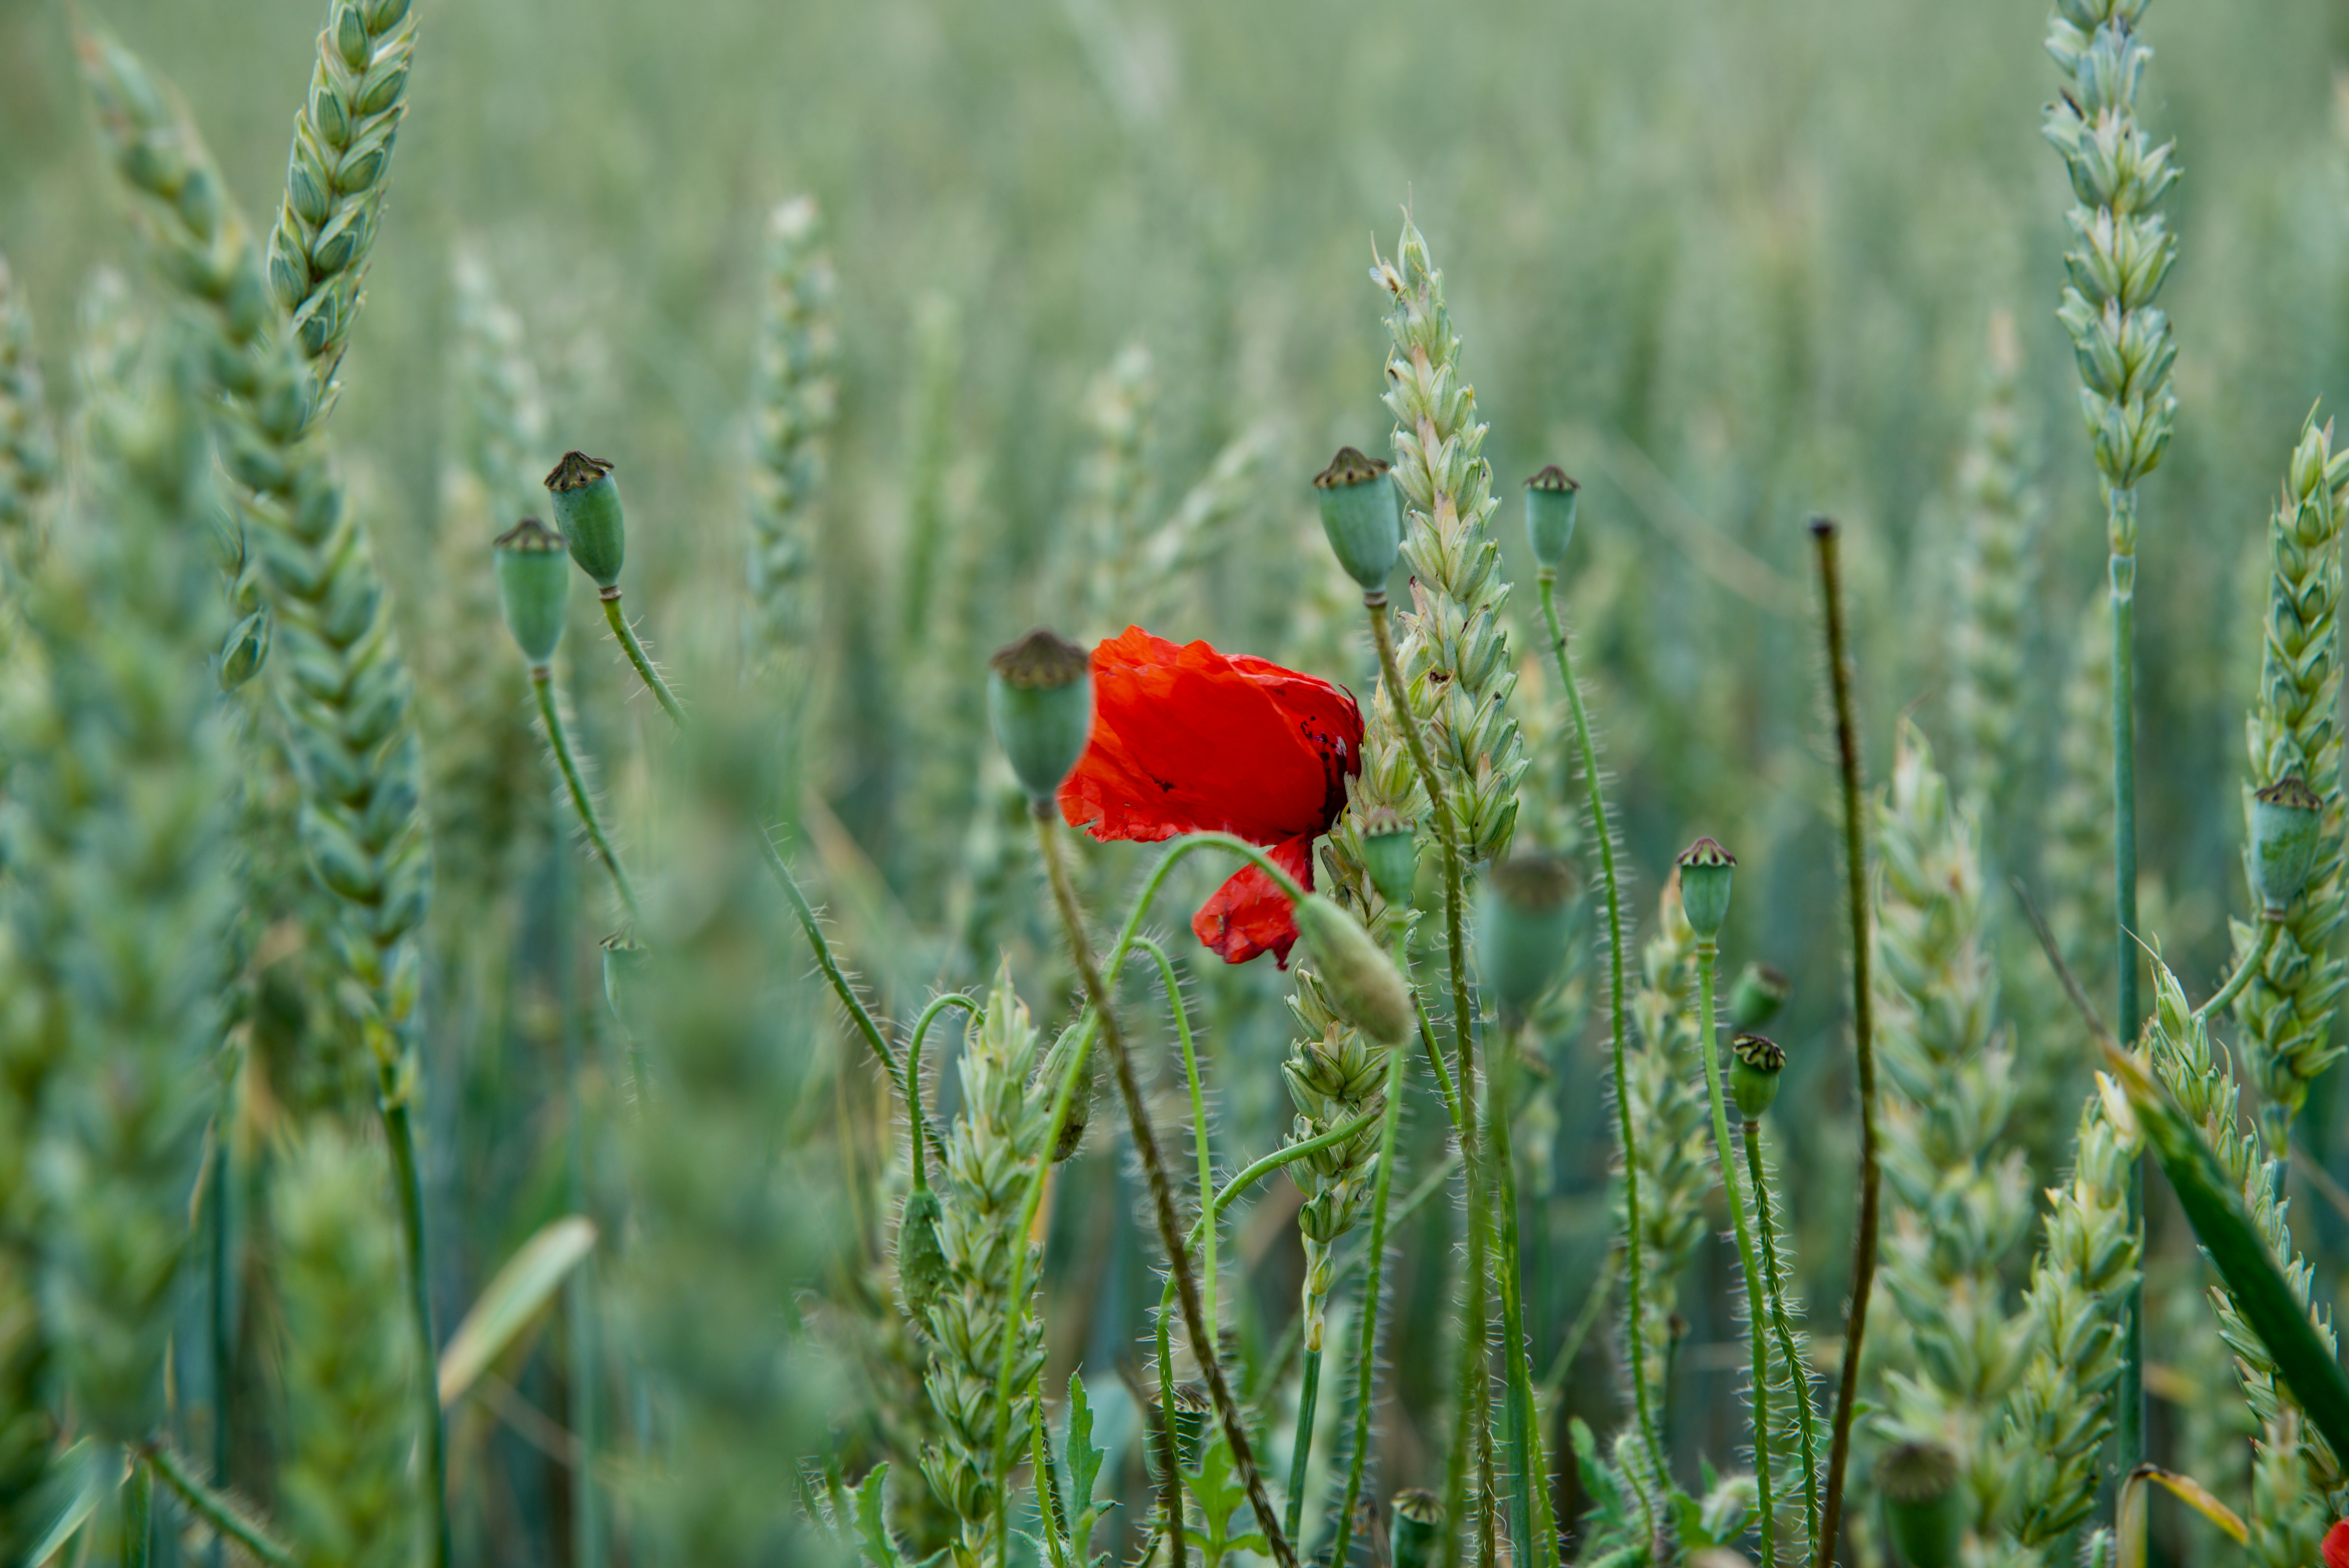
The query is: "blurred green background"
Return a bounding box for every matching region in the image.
[10,0,2349,1559]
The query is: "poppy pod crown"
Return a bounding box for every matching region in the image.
[1057,626,1363,966]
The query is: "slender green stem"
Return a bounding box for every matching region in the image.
[207,1103,233,1563]
[1330,1009,1413,1568]
[1694,943,1771,1568]
[902,994,978,1191]
[1285,1349,1323,1547]
[1746,1119,1820,1558]
[761,834,905,1092]
[1365,594,1491,1565]
[598,591,687,725]
[1155,1299,1188,1568]
[2109,490,2145,1477]
[1417,996,1466,1134]
[557,845,604,1568]
[144,1438,293,1565]
[1537,570,1660,1508]
[1035,813,1297,1568]
[989,827,1341,1568]
[1490,1023,1553,1568]
[376,1084,450,1568]
[1134,938,1216,1332]
[2195,917,2278,1025]
[1809,519,1879,1568]
[1540,1247,1617,1398]
[533,669,642,925]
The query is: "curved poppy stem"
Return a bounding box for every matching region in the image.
[1365,593,1493,1563]
[901,993,978,1192]
[599,590,688,726]
[1035,810,1298,1568]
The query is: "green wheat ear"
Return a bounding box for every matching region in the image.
[1946,310,2041,821]
[273,1121,420,1568]
[266,0,417,401]
[1374,217,1526,865]
[0,255,58,562]
[747,195,839,664]
[1869,723,2036,1534]
[2230,415,2349,1144]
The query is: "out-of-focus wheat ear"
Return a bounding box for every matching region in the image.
[2230,415,2349,1146]
[747,196,839,663]
[1948,308,2041,820]
[0,255,57,569]
[266,0,419,405]
[272,1121,420,1568]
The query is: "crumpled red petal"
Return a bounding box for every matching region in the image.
[1190,837,1315,968]
[2324,1520,2349,1568]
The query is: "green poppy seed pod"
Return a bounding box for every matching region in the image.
[600,934,650,1040]
[1675,837,1736,942]
[1358,804,1419,908]
[1477,853,1577,1017]
[1314,445,1403,595]
[217,606,271,690]
[896,1186,949,1320]
[544,450,624,590]
[1169,1383,1211,1472]
[987,629,1095,807]
[1293,894,1413,1046]
[1390,1489,1445,1568]
[1730,1033,1785,1121]
[1730,961,1790,1031]
[2251,775,2324,915]
[493,517,572,668]
[1524,465,1580,569]
[1877,1440,1965,1568]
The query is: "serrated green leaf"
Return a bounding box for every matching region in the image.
[853,1461,905,1568]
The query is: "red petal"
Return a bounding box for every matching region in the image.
[1191,837,1314,967]
[2325,1520,2349,1568]
[1058,627,1362,849]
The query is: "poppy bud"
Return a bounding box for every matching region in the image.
[1524,465,1580,569]
[1730,961,1789,1031]
[896,1185,949,1320]
[1169,1383,1211,1472]
[987,629,1095,807]
[1675,837,1736,941]
[2251,775,2323,914]
[1877,1440,1964,1568]
[1390,1489,1444,1568]
[1314,446,1403,595]
[218,606,271,690]
[494,517,572,668]
[544,450,624,590]
[1358,804,1419,908]
[1477,853,1576,1018]
[1731,1033,1784,1121]
[1292,894,1414,1046]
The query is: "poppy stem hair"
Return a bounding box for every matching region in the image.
[530,670,642,926]
[1032,809,1300,1568]
[602,593,688,726]
[1363,593,1496,1559]
[1535,566,1663,1513]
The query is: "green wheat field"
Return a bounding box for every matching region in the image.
[5,0,2349,1564]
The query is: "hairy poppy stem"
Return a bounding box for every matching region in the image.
[599,590,688,725]
[1747,1117,1823,1554]
[531,668,642,925]
[1693,941,1772,1568]
[1364,593,1494,1566]
[1537,568,1662,1530]
[1810,519,1879,1568]
[1034,811,1299,1568]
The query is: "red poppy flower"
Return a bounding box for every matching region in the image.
[2326,1519,2349,1568]
[1057,626,1363,967]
